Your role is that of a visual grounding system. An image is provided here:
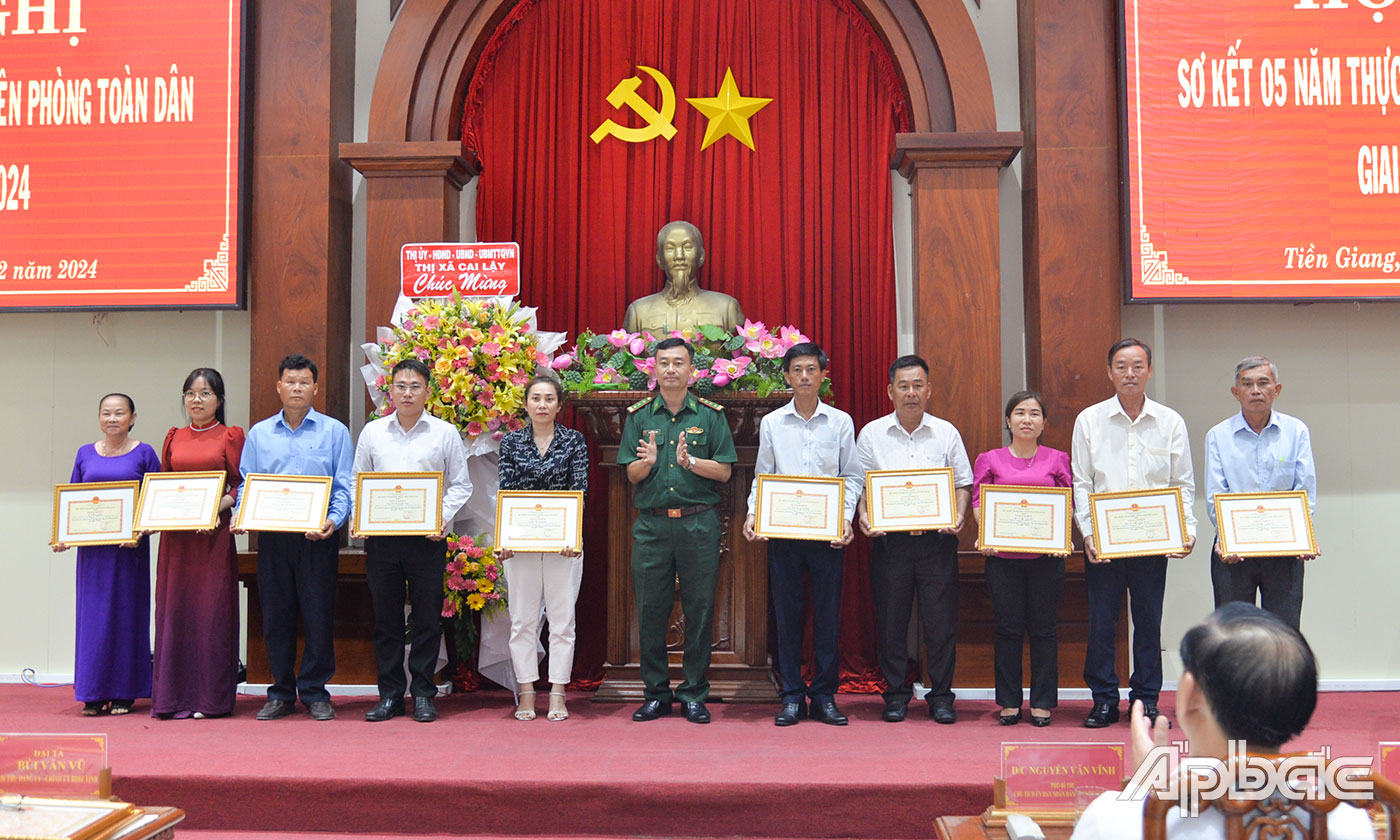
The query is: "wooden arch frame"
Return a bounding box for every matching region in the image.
[342,0,1022,462]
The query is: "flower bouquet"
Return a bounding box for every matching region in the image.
[441,532,507,660]
[548,319,829,398]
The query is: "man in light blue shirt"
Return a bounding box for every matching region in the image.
[1204,356,1317,630]
[742,342,863,727]
[234,354,354,721]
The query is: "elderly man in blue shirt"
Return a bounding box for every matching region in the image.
[1204,356,1317,631]
[234,354,354,721]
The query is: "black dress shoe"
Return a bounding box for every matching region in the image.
[1140,703,1171,728]
[774,701,807,726]
[931,704,957,724]
[999,710,1022,726]
[882,700,908,722]
[413,696,438,722]
[1030,712,1053,727]
[256,699,295,720]
[631,699,672,721]
[683,701,711,724]
[1083,702,1120,728]
[307,700,335,721]
[365,696,405,722]
[810,700,848,726]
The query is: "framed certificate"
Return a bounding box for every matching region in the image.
[51,481,140,547]
[495,490,584,553]
[753,474,846,542]
[353,472,444,537]
[0,795,135,840]
[234,473,332,533]
[1089,487,1188,559]
[978,484,1073,555]
[1214,490,1316,557]
[865,468,955,532]
[135,471,226,532]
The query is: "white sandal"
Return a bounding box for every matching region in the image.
[547,690,568,721]
[514,689,536,721]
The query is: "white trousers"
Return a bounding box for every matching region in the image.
[502,551,584,686]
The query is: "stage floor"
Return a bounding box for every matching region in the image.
[4,685,1396,838]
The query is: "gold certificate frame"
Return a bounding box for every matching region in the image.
[753,474,846,542]
[1214,490,1316,558]
[1089,487,1187,560]
[134,471,226,532]
[0,795,135,840]
[234,474,332,533]
[495,490,584,553]
[51,482,140,547]
[865,468,955,532]
[353,472,444,537]
[978,484,1073,555]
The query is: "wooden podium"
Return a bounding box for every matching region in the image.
[573,390,787,703]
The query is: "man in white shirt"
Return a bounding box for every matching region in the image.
[743,343,863,726]
[1072,339,1195,728]
[854,355,972,724]
[1071,603,1373,840]
[352,359,473,723]
[1204,356,1317,630]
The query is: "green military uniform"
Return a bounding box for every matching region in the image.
[617,392,738,703]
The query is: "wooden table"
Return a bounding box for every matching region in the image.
[935,815,1072,840]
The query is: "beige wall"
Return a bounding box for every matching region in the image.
[1123,302,1400,683]
[0,311,250,677]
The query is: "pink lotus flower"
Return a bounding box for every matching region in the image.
[642,331,657,342]
[710,356,752,387]
[607,329,638,348]
[778,325,810,347]
[551,353,574,370]
[594,367,625,385]
[629,336,647,355]
[669,327,698,342]
[635,358,655,376]
[746,334,785,358]
[738,318,767,340]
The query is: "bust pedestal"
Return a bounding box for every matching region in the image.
[573,390,787,702]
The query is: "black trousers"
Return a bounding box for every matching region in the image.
[365,536,444,699]
[768,539,844,704]
[257,531,339,704]
[1219,550,1305,631]
[870,531,959,706]
[985,554,1064,710]
[1083,555,1166,706]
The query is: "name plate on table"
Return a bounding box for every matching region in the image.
[135,471,226,532]
[1214,491,1316,558]
[234,474,332,533]
[1381,743,1400,782]
[51,482,139,547]
[997,742,1125,817]
[864,468,955,532]
[353,472,444,538]
[753,475,846,542]
[1089,487,1187,559]
[495,491,584,553]
[978,485,1073,555]
[0,734,108,799]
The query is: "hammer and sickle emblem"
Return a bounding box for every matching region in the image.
[590,65,678,144]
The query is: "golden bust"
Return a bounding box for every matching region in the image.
[622,221,744,335]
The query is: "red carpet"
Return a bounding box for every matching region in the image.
[3,685,1395,838]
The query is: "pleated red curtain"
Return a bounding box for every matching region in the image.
[462,0,909,691]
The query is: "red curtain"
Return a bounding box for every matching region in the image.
[463,0,908,692]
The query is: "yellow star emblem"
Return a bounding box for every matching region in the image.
[685,68,772,151]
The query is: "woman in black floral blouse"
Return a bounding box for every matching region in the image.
[497,375,589,721]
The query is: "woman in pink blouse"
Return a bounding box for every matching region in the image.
[971,390,1072,727]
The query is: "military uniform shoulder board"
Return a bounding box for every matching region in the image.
[626,396,654,414]
[697,396,725,412]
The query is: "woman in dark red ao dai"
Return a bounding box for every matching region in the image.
[150,368,245,719]
[971,390,1072,727]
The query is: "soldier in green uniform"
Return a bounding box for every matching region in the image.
[618,337,737,724]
